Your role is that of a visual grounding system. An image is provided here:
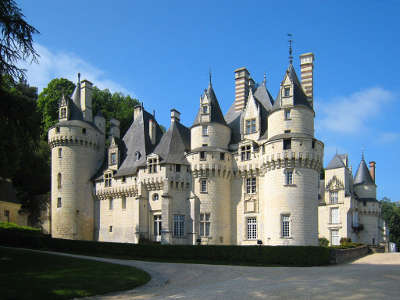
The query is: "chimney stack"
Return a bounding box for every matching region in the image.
[80,79,93,122]
[369,161,376,183]
[133,104,142,121]
[300,53,314,107]
[170,109,181,123]
[234,67,250,111]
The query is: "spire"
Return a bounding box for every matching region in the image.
[354,154,374,185]
[288,33,293,65]
[263,73,267,86]
[209,69,212,87]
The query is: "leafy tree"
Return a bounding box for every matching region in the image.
[0,0,39,82]
[380,197,400,246]
[37,78,75,139]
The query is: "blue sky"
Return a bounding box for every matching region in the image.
[20,0,400,201]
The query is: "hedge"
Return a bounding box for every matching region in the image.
[0,229,331,266]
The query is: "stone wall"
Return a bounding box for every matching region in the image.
[330,245,368,264]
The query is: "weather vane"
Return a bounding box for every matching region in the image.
[288,33,293,64]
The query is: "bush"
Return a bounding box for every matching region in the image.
[340,237,352,244]
[0,230,332,266]
[319,237,329,247]
[0,222,41,232]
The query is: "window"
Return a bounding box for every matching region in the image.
[284,109,291,120]
[175,164,181,172]
[121,197,126,210]
[202,105,208,114]
[281,215,290,237]
[284,87,290,97]
[57,173,62,189]
[122,176,126,183]
[4,210,10,222]
[56,126,60,133]
[283,139,291,150]
[58,148,62,158]
[353,211,359,227]
[57,197,62,208]
[241,145,251,161]
[60,107,67,119]
[202,125,208,136]
[135,151,141,161]
[330,207,339,224]
[331,229,340,246]
[246,177,256,194]
[148,158,157,173]
[153,193,159,201]
[200,179,207,193]
[82,128,86,134]
[247,217,257,240]
[329,191,338,204]
[110,152,117,165]
[109,226,113,232]
[154,215,162,237]
[109,198,113,210]
[173,215,185,237]
[312,140,315,149]
[202,144,208,147]
[104,173,112,187]
[220,153,225,161]
[285,170,293,185]
[200,213,211,237]
[245,119,256,134]
[200,151,206,160]
[284,130,291,134]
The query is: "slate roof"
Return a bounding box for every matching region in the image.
[326,154,347,170]
[272,64,312,112]
[224,104,242,145]
[193,83,227,127]
[354,158,374,185]
[153,120,191,165]
[115,108,163,177]
[69,82,84,120]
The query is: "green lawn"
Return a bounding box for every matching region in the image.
[0,247,150,300]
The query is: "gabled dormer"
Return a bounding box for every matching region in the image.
[108,136,120,170]
[58,94,70,121]
[241,88,260,141]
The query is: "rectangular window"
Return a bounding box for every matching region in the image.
[4,210,10,222]
[109,198,113,210]
[246,177,256,194]
[121,197,126,210]
[110,152,117,165]
[282,215,290,237]
[173,215,185,237]
[122,176,126,183]
[247,217,257,240]
[241,145,251,161]
[283,139,291,150]
[200,151,206,160]
[329,191,338,204]
[312,140,315,149]
[56,126,60,133]
[104,173,112,187]
[175,164,181,172]
[331,229,340,246]
[200,213,211,237]
[82,128,86,134]
[58,148,62,158]
[285,170,293,185]
[284,109,291,120]
[284,130,291,134]
[220,153,225,160]
[109,226,113,232]
[200,179,207,193]
[202,125,208,136]
[251,119,256,133]
[245,119,256,134]
[202,105,208,114]
[284,87,290,97]
[148,158,157,173]
[353,211,359,227]
[154,215,162,237]
[330,207,339,224]
[60,107,67,119]
[57,197,62,208]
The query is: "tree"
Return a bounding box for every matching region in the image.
[0,0,39,82]
[37,78,75,139]
[380,197,400,246]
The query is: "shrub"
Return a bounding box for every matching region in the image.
[318,237,329,247]
[0,222,41,232]
[340,237,352,244]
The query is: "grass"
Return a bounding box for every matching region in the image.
[0,247,150,300]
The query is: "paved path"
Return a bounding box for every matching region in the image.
[10,248,400,299]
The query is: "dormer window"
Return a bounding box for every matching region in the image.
[246,119,256,134]
[241,145,251,161]
[135,151,141,161]
[104,172,112,187]
[110,152,117,165]
[284,87,290,97]
[60,107,67,119]
[148,158,157,173]
[202,105,208,114]
[202,125,208,136]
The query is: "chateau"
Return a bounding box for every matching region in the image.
[48,52,384,246]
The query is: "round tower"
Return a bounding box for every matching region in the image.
[48,78,105,240]
[261,62,323,246]
[188,81,233,245]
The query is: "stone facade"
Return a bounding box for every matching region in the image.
[48,53,378,247]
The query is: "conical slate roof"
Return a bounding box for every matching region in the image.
[326,154,347,170]
[193,83,227,126]
[354,158,374,185]
[272,64,312,111]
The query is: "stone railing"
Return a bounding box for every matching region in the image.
[329,245,368,264]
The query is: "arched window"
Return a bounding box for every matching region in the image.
[57,173,62,189]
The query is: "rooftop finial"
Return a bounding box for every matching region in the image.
[361,148,365,161]
[209,68,212,87]
[288,33,293,65]
[78,72,81,84]
[263,73,267,86]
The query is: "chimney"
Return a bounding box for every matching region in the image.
[234,67,250,111]
[170,109,180,123]
[80,79,93,122]
[369,161,376,183]
[149,119,156,145]
[133,104,142,121]
[300,53,314,107]
[109,118,120,139]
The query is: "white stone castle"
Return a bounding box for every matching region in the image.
[48,53,385,246]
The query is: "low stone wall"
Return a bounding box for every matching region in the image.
[330,245,369,264]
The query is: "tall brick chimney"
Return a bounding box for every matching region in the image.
[300,53,314,107]
[369,161,376,183]
[234,67,250,111]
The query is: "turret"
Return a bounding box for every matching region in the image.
[354,154,376,199]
